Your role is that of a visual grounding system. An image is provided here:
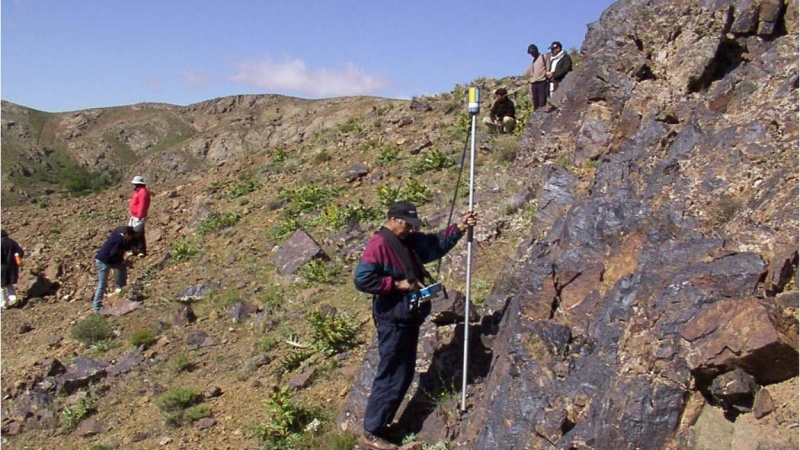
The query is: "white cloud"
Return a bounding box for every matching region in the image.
[179,70,212,89]
[230,57,390,97]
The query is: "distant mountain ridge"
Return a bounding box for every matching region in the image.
[1,94,424,205]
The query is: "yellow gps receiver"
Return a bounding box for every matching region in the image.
[468,87,480,115]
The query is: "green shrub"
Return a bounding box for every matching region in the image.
[172,353,193,373]
[304,429,359,450]
[421,374,459,407]
[208,181,225,194]
[402,177,432,204]
[156,387,204,426]
[298,259,340,285]
[269,214,306,241]
[376,178,431,207]
[197,211,241,236]
[60,395,97,430]
[319,203,382,230]
[410,149,455,174]
[279,349,313,374]
[251,386,318,448]
[282,184,342,216]
[263,148,289,172]
[493,135,519,165]
[66,169,121,196]
[307,309,361,356]
[227,175,260,199]
[258,335,279,353]
[87,445,113,450]
[71,315,114,345]
[358,138,380,151]
[447,113,471,141]
[446,85,469,115]
[130,329,158,348]
[170,238,199,262]
[157,387,202,413]
[555,152,573,168]
[337,117,363,135]
[185,403,211,421]
[376,185,402,206]
[376,146,400,165]
[513,93,533,136]
[261,284,285,309]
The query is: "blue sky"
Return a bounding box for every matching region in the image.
[2,0,615,112]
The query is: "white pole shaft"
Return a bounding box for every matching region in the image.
[461,113,477,412]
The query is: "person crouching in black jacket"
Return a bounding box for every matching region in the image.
[482,88,516,134]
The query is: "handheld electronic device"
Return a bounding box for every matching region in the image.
[407,282,445,311]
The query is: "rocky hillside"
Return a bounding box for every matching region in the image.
[1,63,535,449]
[1,0,798,449]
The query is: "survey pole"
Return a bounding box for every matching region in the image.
[461,87,479,412]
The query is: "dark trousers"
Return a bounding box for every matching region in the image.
[133,227,146,255]
[129,217,147,255]
[363,323,420,435]
[531,81,548,109]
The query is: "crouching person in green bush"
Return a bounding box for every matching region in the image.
[92,226,137,312]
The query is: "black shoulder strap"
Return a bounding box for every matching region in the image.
[1,239,13,265]
[377,227,431,284]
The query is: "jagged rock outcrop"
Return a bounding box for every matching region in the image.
[459,0,798,449]
[339,0,797,448]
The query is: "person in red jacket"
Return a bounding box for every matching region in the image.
[129,176,151,256]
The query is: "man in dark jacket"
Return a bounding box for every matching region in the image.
[353,201,477,450]
[1,230,25,308]
[482,88,517,134]
[546,41,573,94]
[92,226,136,311]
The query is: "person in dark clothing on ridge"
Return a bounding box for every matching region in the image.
[482,88,516,134]
[526,44,550,110]
[353,201,477,450]
[546,40,573,94]
[1,230,25,309]
[92,226,137,312]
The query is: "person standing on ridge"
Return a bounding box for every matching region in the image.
[1,230,25,309]
[482,88,517,134]
[129,175,150,257]
[92,226,136,312]
[353,201,478,450]
[526,44,550,110]
[545,41,573,94]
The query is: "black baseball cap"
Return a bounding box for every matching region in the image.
[387,201,423,228]
[549,41,563,50]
